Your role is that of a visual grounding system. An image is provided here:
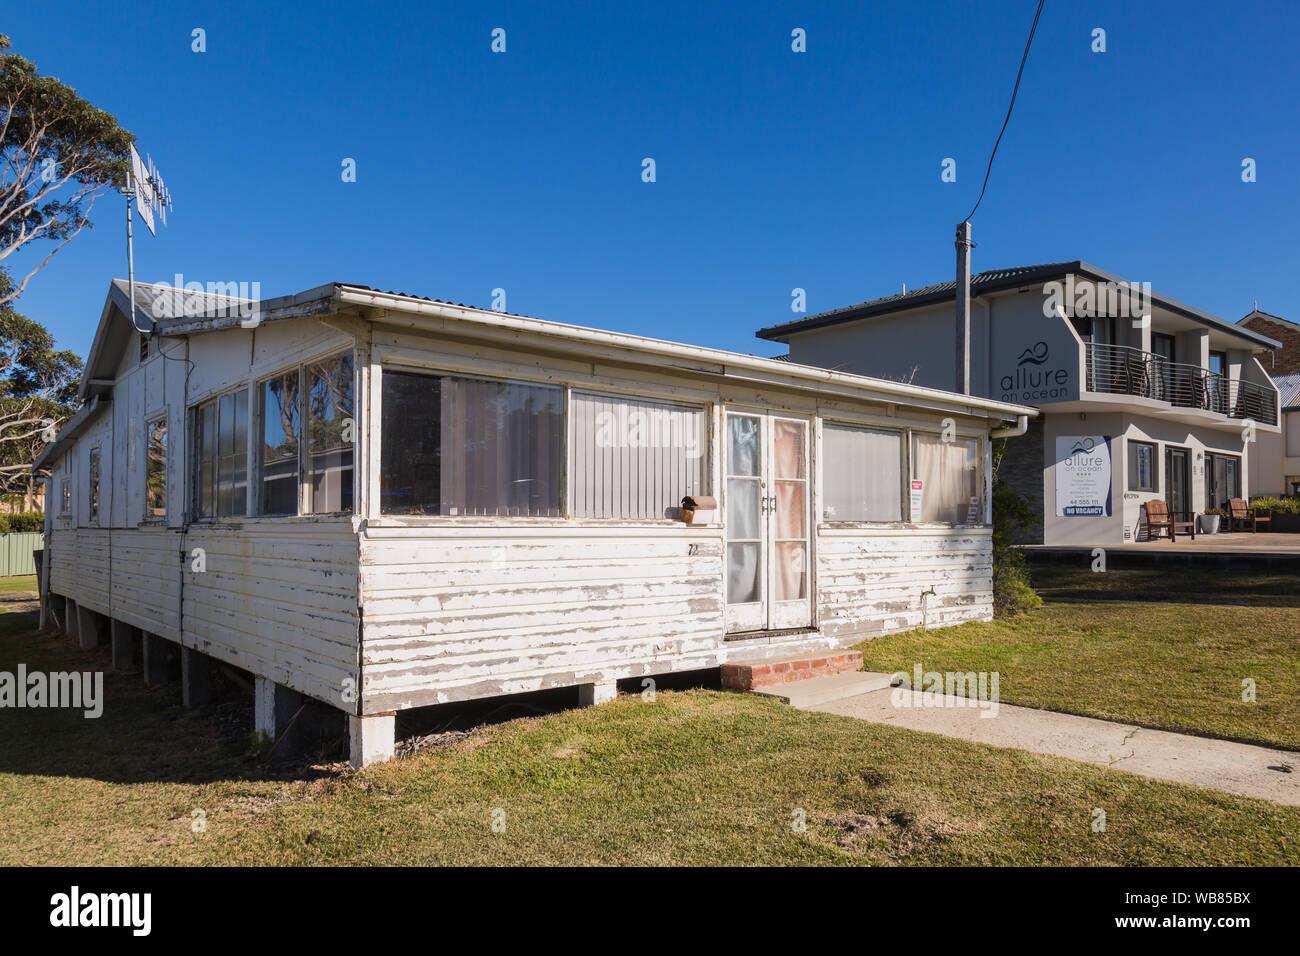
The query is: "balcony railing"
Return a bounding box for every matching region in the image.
[1085,343,1277,426]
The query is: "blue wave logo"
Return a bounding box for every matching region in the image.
[1017,341,1049,366]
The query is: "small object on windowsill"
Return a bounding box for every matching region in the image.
[681,494,717,525]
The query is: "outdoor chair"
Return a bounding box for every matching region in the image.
[1142,499,1195,541]
[1228,497,1271,533]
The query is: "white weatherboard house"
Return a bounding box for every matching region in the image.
[35,280,1034,766]
[759,262,1282,546]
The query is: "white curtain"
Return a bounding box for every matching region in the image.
[913,435,978,523]
[823,425,902,521]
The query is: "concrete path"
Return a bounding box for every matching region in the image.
[808,674,1300,806]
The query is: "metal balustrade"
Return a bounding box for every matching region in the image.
[1084,343,1277,425]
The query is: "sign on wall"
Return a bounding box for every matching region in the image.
[1055,435,1112,516]
[909,479,924,517]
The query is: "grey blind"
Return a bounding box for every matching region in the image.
[570,392,706,519]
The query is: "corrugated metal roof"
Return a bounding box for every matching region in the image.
[1274,371,1300,410]
[757,262,1079,339]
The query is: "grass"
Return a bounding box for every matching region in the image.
[1,605,1298,866]
[856,567,1300,751]
[0,574,37,594]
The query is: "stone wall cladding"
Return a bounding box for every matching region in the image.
[996,416,1045,545]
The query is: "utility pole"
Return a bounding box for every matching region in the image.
[955,220,972,394]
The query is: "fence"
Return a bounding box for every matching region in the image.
[0,531,43,577]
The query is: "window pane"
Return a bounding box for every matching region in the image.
[380,370,562,516]
[726,478,761,539]
[146,419,167,518]
[261,372,300,515]
[570,392,705,518]
[233,390,248,516]
[823,424,903,521]
[308,353,354,513]
[773,420,806,479]
[912,434,979,523]
[218,392,236,458]
[727,542,760,604]
[198,403,216,518]
[726,416,760,476]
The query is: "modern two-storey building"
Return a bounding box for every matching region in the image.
[758,262,1281,545]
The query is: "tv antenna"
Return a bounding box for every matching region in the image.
[124,144,173,333]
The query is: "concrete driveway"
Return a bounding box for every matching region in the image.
[809,676,1300,806]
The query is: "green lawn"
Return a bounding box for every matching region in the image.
[856,568,1300,751]
[1,606,1297,866]
[0,574,37,594]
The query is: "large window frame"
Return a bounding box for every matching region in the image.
[1127,439,1157,493]
[145,415,168,519]
[190,387,249,521]
[88,447,101,525]
[379,366,564,518]
[256,351,356,518]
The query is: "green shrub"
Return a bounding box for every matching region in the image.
[1249,496,1300,514]
[0,512,45,533]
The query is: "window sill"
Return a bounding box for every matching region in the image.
[366,514,722,530]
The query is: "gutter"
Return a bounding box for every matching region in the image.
[989,414,1030,439]
[335,286,1039,424]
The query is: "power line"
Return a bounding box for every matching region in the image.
[963,0,1047,223]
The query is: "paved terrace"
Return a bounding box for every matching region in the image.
[1020,533,1300,570]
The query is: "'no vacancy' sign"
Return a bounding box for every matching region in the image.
[1055,435,1112,517]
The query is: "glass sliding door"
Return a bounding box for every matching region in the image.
[1165,447,1190,520]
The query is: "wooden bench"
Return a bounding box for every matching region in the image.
[1228,497,1271,533]
[1142,499,1195,541]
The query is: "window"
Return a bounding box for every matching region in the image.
[1128,440,1156,492]
[307,353,354,513]
[822,424,903,521]
[260,370,301,515]
[569,391,706,518]
[192,389,248,519]
[60,477,71,514]
[380,369,562,516]
[88,448,100,524]
[146,418,167,518]
[910,434,979,523]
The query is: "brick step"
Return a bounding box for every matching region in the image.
[721,650,863,691]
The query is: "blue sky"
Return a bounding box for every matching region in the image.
[6,0,1299,361]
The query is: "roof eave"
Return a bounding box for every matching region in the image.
[757,261,1282,351]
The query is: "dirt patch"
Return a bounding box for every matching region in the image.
[394,729,473,759]
[827,809,966,860]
